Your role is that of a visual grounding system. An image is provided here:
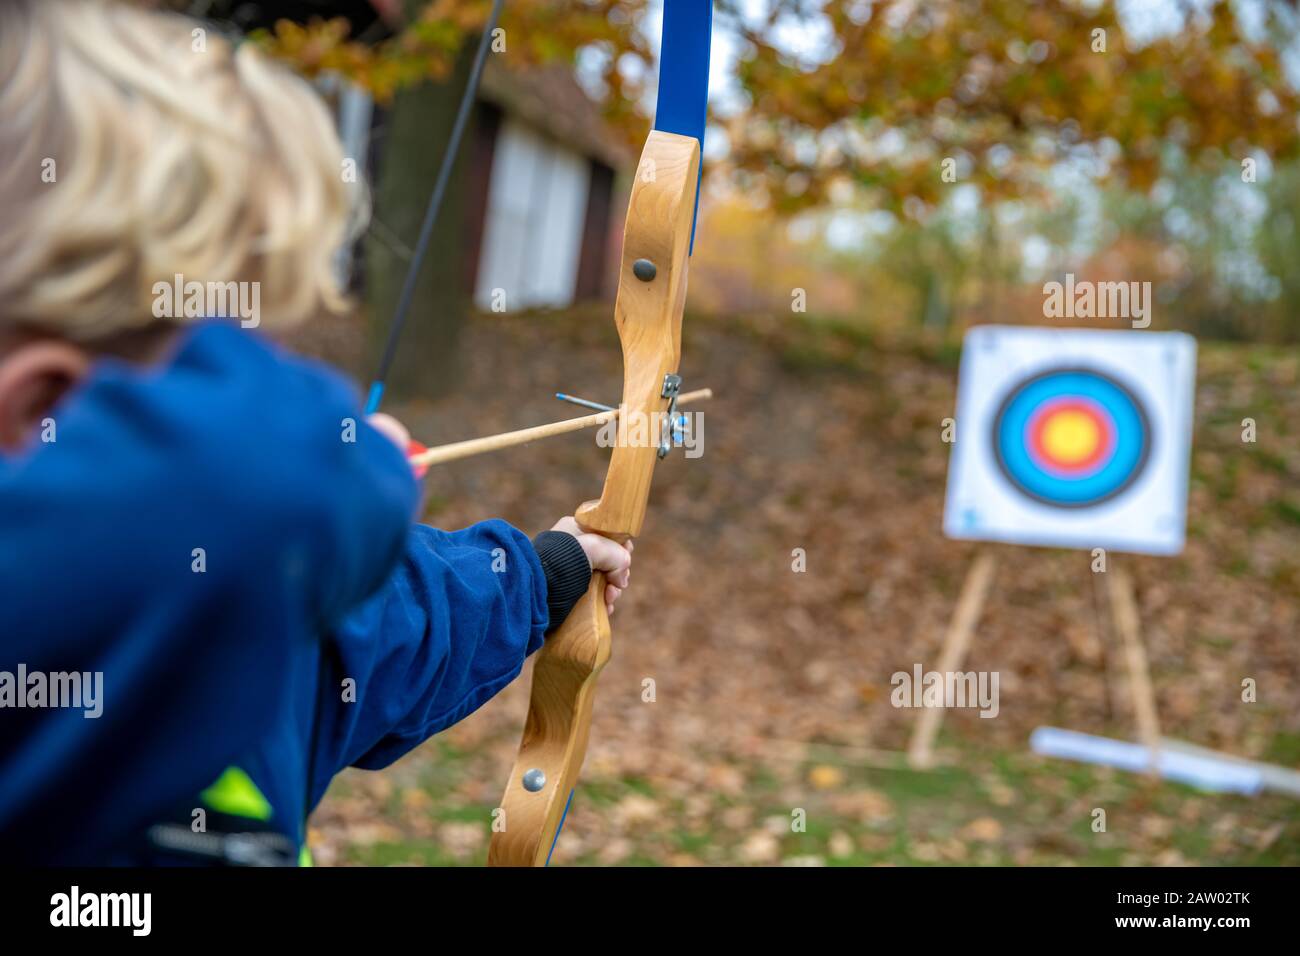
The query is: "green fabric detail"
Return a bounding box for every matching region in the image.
[299,845,313,867]
[200,766,272,821]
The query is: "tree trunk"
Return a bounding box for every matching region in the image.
[365,40,481,402]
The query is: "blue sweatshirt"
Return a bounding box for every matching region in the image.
[0,321,552,864]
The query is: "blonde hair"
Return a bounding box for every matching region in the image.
[0,0,361,340]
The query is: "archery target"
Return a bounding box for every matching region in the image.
[993,368,1150,508]
[944,326,1196,556]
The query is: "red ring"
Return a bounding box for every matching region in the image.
[1025,397,1115,477]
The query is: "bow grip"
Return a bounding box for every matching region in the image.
[577,130,700,540]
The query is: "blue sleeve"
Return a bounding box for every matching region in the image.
[312,519,549,790]
[0,321,418,861]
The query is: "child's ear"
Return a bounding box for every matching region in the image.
[0,339,91,452]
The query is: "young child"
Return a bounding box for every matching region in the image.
[0,0,631,864]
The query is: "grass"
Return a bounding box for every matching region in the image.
[322,729,1300,867]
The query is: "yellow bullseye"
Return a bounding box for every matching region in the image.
[1040,409,1101,465]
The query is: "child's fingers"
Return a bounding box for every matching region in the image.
[368,413,410,453]
[370,413,429,478]
[550,515,582,537]
[605,583,622,615]
[580,534,632,578]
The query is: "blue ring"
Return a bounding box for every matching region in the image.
[992,368,1150,507]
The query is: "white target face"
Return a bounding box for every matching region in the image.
[943,326,1197,556]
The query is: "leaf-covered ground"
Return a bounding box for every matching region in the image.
[296,309,1300,866]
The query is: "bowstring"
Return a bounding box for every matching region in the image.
[365,0,506,414]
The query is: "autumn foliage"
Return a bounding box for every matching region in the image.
[248,0,1300,212]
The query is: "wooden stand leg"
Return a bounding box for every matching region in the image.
[908,550,998,769]
[1090,565,1121,722]
[1107,564,1161,773]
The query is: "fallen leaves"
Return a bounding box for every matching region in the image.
[292,307,1299,866]
[960,817,1005,843]
[808,765,846,790]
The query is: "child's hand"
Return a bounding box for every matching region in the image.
[367,413,410,454]
[368,413,433,479]
[550,516,633,615]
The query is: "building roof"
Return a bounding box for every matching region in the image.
[479,60,634,170]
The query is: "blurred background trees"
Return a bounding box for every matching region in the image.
[180,0,1300,365]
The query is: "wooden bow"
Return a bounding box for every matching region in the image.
[487,130,702,866]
